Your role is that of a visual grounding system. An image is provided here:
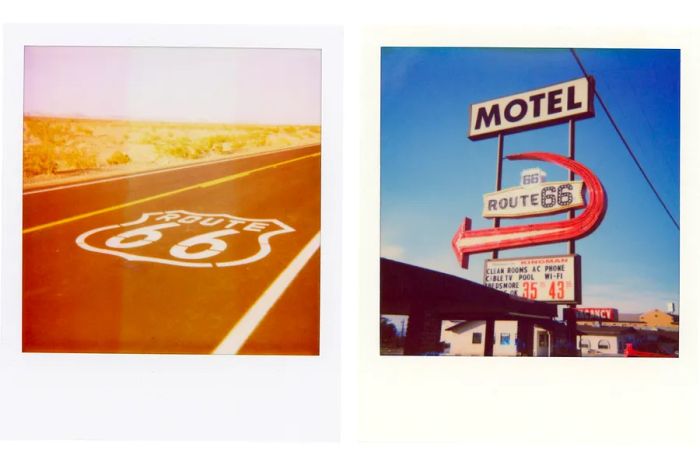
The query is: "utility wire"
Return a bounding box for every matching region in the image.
[569,48,680,231]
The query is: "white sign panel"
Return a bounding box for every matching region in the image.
[482,180,585,218]
[483,254,581,304]
[520,168,547,186]
[468,77,594,140]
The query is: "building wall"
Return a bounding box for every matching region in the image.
[493,320,518,356]
[577,334,620,356]
[441,320,486,356]
[441,320,555,356]
[640,310,675,327]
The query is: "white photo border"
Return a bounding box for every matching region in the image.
[1,24,342,440]
[358,25,699,443]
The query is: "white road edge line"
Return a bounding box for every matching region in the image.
[212,231,321,355]
[23,144,319,196]
[24,157,238,195]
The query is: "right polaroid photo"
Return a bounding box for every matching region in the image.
[379,47,679,357]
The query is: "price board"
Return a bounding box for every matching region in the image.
[483,254,581,304]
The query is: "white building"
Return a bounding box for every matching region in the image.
[576,326,636,356]
[440,319,552,357]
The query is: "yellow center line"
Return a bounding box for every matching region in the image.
[23,152,320,234]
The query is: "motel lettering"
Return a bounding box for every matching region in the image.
[468,76,595,140]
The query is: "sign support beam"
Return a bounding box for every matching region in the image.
[568,120,576,254]
[493,133,504,259]
[566,119,578,356]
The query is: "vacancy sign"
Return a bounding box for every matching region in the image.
[574,307,619,321]
[482,180,585,219]
[483,254,581,304]
[468,77,595,140]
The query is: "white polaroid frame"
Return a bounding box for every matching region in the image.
[358,26,699,443]
[1,24,342,440]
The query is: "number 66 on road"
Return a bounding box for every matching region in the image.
[76,210,295,268]
[105,222,238,260]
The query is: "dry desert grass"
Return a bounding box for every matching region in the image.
[23,116,321,188]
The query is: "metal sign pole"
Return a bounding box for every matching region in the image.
[488,133,505,355]
[493,133,504,259]
[568,120,576,254]
[566,119,578,356]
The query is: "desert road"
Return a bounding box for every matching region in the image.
[22,144,321,355]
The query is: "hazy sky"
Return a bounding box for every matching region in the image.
[381,47,679,314]
[24,46,321,124]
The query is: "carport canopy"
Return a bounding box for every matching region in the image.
[380,258,557,319]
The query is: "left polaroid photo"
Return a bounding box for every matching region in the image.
[3,25,340,440]
[21,46,322,355]
[22,46,322,355]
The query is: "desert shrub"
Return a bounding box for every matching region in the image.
[107,150,131,165]
[294,127,311,139]
[25,119,68,146]
[195,136,217,153]
[244,130,268,147]
[226,135,247,150]
[77,126,94,136]
[61,146,97,170]
[24,144,58,176]
[193,135,245,155]
[139,132,162,145]
[165,144,191,158]
[161,136,205,159]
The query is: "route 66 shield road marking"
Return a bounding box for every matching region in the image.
[75,210,295,268]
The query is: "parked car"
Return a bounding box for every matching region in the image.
[623,343,677,358]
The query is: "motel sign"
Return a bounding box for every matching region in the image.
[456,75,606,308]
[468,76,595,140]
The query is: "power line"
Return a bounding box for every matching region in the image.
[569,48,680,231]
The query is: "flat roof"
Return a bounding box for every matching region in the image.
[577,325,637,336]
[617,313,642,322]
[380,258,557,318]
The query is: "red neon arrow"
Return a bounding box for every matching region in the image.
[452,152,606,268]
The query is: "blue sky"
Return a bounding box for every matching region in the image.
[380,47,679,314]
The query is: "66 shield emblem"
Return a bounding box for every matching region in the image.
[75,210,295,268]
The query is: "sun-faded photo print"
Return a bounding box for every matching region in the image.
[23,46,321,355]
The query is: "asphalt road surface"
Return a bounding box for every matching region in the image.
[23,144,321,355]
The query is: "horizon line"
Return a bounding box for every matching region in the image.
[23,112,321,127]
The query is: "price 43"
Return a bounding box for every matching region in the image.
[522,281,566,300]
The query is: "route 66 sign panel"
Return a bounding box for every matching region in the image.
[76,210,295,268]
[482,178,586,219]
